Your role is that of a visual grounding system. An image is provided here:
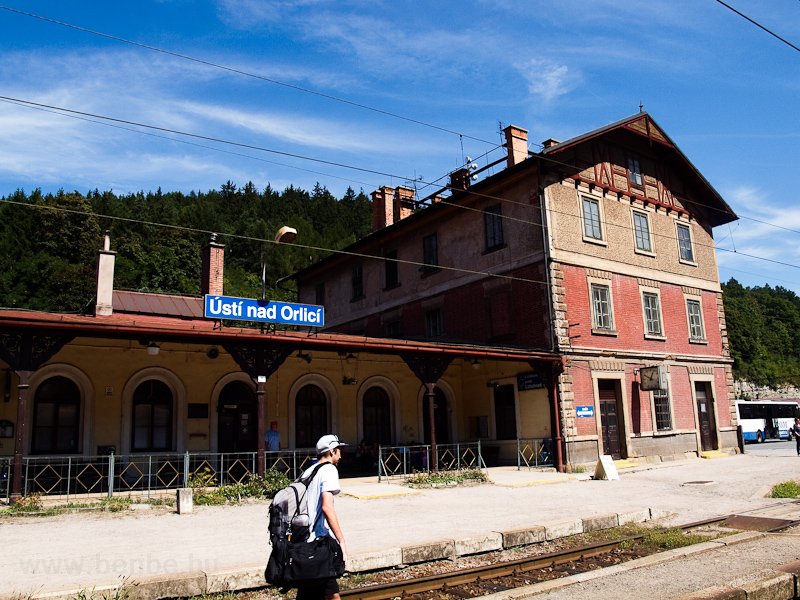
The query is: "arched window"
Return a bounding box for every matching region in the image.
[132,380,173,452]
[363,387,392,445]
[295,384,327,449]
[31,376,80,454]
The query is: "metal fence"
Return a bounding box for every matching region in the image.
[517,438,554,469]
[4,439,553,499]
[17,450,318,500]
[1,457,10,503]
[378,442,485,481]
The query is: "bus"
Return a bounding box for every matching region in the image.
[736,400,800,443]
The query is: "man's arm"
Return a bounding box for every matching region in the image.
[321,490,347,562]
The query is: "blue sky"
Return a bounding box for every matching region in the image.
[1,1,799,292]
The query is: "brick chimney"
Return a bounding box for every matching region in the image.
[95,232,116,316]
[371,186,396,231]
[542,138,560,149]
[395,186,415,221]
[503,125,529,167]
[202,234,225,296]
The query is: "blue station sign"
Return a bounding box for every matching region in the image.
[204,295,325,327]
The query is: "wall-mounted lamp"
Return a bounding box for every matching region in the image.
[296,351,312,364]
[146,342,160,356]
[3,370,10,402]
[342,376,358,386]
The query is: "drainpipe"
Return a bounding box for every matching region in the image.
[551,362,565,472]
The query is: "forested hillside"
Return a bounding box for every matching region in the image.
[2,184,799,387]
[0,183,371,312]
[722,279,800,387]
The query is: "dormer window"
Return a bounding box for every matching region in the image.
[628,156,643,187]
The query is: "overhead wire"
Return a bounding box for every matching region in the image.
[0,5,497,147]
[0,198,553,287]
[0,97,380,191]
[3,93,800,276]
[713,0,800,54]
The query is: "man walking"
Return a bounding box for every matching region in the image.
[296,434,348,600]
[791,417,800,456]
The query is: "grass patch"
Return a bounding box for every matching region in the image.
[405,468,488,487]
[618,525,709,551]
[189,469,291,506]
[770,480,800,498]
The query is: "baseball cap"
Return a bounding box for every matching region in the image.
[316,434,347,455]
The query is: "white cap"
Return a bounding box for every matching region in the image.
[316,434,347,455]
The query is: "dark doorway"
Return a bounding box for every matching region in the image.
[695,382,717,451]
[598,379,623,459]
[296,384,328,449]
[363,387,392,445]
[218,381,257,453]
[423,387,449,444]
[494,384,517,440]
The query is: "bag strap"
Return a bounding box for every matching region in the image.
[289,462,327,522]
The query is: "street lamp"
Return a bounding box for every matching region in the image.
[261,226,298,301]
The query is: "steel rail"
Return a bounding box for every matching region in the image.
[340,517,730,600]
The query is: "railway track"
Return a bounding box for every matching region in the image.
[339,515,797,600]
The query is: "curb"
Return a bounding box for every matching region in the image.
[6,508,658,600]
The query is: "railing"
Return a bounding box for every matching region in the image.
[18,450,319,499]
[378,442,484,481]
[1,457,10,503]
[517,438,554,469]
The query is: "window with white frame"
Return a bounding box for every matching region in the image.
[590,283,615,332]
[632,210,652,253]
[652,387,672,431]
[582,196,603,241]
[628,156,643,187]
[686,298,705,341]
[642,291,663,337]
[677,223,695,263]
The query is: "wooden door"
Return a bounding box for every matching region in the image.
[695,382,716,451]
[598,380,622,459]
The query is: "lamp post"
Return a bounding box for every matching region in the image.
[257,225,298,475]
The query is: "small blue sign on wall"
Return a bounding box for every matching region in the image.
[576,405,595,418]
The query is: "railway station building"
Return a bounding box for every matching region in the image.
[0,112,738,499]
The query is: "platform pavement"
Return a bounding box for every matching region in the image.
[4,449,800,600]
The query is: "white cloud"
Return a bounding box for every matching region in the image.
[516,58,581,106]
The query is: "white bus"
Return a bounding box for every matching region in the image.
[736,400,800,443]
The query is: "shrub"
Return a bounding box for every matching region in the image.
[771,480,800,498]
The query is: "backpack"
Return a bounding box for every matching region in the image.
[265,462,327,588]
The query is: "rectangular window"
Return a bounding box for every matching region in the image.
[422,233,439,272]
[687,299,705,341]
[677,223,694,262]
[653,388,672,431]
[385,320,401,338]
[425,308,443,337]
[351,263,363,300]
[582,197,603,240]
[642,292,663,336]
[632,211,652,252]
[628,157,643,187]
[315,282,325,306]
[591,283,614,331]
[484,205,504,251]
[384,250,399,289]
